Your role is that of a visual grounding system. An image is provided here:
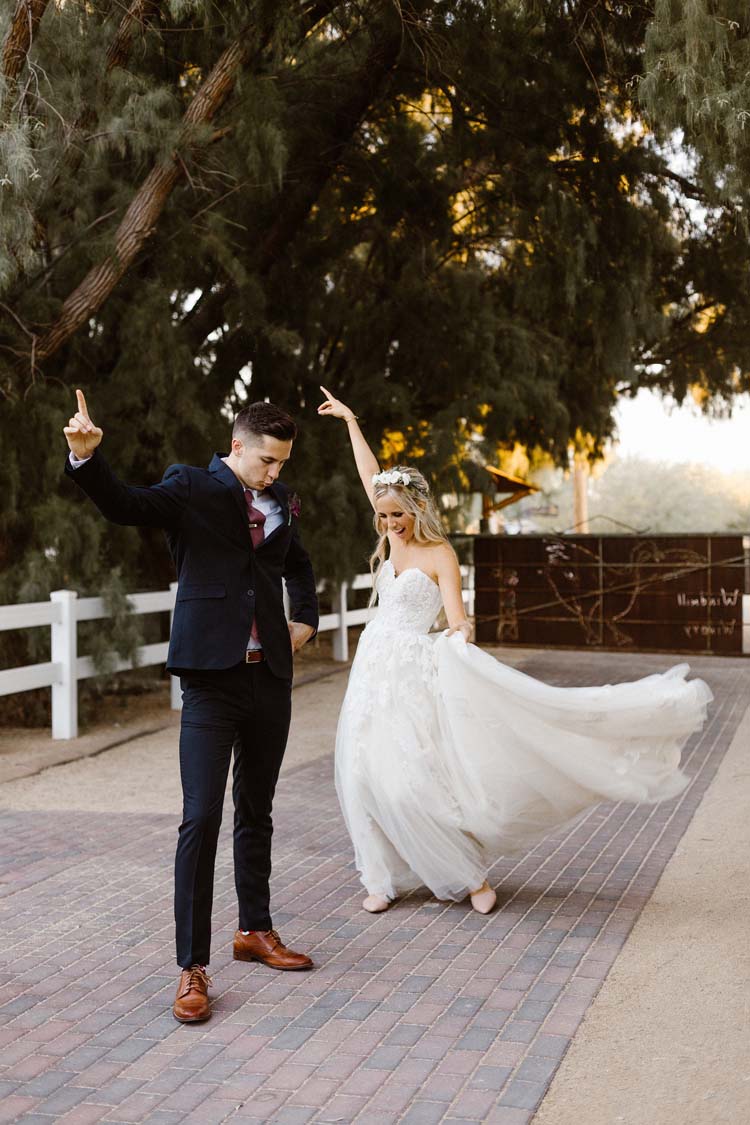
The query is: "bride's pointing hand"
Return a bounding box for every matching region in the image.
[318,385,357,423]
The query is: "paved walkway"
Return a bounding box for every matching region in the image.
[536,697,750,1125]
[0,649,747,1124]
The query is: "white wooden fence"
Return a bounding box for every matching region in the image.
[0,570,475,740]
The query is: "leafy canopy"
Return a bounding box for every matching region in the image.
[0,0,748,615]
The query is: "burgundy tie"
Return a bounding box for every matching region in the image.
[244,491,266,644]
[244,491,266,548]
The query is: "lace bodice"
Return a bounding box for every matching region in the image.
[372,559,443,635]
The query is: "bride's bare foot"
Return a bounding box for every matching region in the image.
[469,882,497,914]
[363,894,391,913]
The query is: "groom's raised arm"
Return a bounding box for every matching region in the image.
[63,389,190,529]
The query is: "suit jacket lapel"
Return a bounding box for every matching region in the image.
[208,454,251,543]
[207,456,289,551]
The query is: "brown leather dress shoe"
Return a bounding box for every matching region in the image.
[173,965,211,1023]
[233,929,313,971]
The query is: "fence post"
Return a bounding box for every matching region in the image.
[466,565,475,618]
[50,590,78,740]
[169,582,182,711]
[333,581,349,662]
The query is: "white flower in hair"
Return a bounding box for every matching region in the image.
[372,469,413,488]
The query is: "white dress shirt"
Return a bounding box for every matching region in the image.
[245,487,284,537]
[68,452,94,469]
[244,487,283,651]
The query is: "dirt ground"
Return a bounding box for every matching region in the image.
[0,639,353,808]
[0,633,352,787]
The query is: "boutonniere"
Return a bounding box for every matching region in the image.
[288,493,301,523]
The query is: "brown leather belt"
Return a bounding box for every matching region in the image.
[245,650,264,664]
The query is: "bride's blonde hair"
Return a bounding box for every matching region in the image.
[368,465,448,603]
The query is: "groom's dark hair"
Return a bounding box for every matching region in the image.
[233,401,297,444]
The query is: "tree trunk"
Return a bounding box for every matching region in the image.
[106,0,160,73]
[24,1,340,370]
[46,2,163,221]
[1,0,49,93]
[573,453,590,533]
[32,35,250,362]
[187,26,403,374]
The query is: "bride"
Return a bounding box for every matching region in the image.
[317,387,712,915]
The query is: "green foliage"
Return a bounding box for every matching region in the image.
[83,568,143,677]
[642,1,750,205]
[1,0,750,719]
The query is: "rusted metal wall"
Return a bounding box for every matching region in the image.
[474,535,745,653]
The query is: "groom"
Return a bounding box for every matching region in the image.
[64,390,319,1022]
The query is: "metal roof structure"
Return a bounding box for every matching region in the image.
[483,465,540,511]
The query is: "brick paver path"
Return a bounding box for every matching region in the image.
[1,652,746,1124]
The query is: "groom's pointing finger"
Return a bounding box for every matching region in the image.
[76,388,89,417]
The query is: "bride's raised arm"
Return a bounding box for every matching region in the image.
[317,385,380,508]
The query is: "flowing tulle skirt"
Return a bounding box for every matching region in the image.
[335,628,712,901]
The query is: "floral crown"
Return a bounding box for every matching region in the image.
[372,469,413,488]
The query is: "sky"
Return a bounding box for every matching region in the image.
[612,390,750,474]
[607,135,750,475]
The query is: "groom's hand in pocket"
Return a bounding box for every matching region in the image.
[289,621,314,653]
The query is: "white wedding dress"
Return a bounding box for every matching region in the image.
[334,559,713,901]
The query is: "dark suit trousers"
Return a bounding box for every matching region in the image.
[174,661,292,968]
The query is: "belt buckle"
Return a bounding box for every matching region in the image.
[245,650,264,664]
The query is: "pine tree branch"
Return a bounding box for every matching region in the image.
[637,299,725,369]
[12,0,340,373]
[106,0,160,74]
[29,32,254,365]
[184,23,404,362]
[1,0,49,87]
[199,26,404,389]
[6,2,164,302]
[25,210,119,291]
[178,0,348,344]
[45,2,162,197]
[653,166,707,203]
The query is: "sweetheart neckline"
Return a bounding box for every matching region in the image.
[384,559,440,590]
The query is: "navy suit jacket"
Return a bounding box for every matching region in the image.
[65,450,319,679]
